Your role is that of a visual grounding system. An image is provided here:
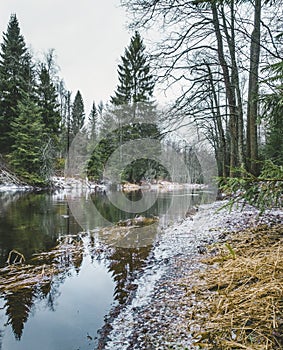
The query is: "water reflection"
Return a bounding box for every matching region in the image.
[108,246,152,304]
[0,236,114,350]
[0,192,81,266]
[0,188,214,349]
[66,187,209,235]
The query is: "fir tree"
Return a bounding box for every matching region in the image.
[9,94,46,184]
[0,14,34,153]
[263,60,283,165]
[88,33,163,183]
[88,101,98,140]
[111,31,155,107]
[263,93,283,165]
[71,90,85,138]
[36,63,60,136]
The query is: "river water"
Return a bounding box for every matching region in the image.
[0,188,215,350]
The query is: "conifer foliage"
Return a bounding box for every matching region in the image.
[9,95,46,184]
[71,90,85,138]
[36,63,60,136]
[0,14,33,153]
[88,101,98,140]
[111,31,154,106]
[0,14,64,185]
[88,32,163,183]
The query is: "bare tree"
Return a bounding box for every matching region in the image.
[121,0,283,177]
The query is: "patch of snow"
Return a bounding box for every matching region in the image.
[103,200,283,349]
[0,184,32,192]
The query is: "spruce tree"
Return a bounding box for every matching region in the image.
[9,94,46,184]
[88,101,98,140]
[36,63,60,136]
[262,60,283,165]
[88,33,163,183]
[111,31,155,106]
[0,14,33,153]
[263,93,283,165]
[71,90,85,138]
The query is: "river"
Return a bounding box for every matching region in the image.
[0,187,215,350]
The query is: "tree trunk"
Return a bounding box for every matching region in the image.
[220,1,245,171]
[247,0,261,175]
[211,2,238,177]
[206,63,228,177]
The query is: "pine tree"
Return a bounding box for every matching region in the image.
[0,14,34,153]
[36,63,60,136]
[71,90,85,138]
[9,94,46,184]
[111,31,155,107]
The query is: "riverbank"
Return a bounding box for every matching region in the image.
[51,176,208,192]
[0,160,32,191]
[99,200,283,349]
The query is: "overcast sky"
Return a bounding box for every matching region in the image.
[0,0,131,113]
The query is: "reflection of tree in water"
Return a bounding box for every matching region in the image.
[0,192,63,266]
[5,288,34,340]
[108,245,152,304]
[0,235,84,340]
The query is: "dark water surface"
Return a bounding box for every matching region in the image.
[0,188,214,350]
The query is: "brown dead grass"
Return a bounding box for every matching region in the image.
[187,224,283,350]
[0,235,84,293]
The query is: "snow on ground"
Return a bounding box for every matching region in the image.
[103,201,283,349]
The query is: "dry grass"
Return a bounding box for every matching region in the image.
[0,234,84,293]
[187,224,283,350]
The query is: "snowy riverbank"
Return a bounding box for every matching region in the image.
[51,176,208,192]
[99,200,283,349]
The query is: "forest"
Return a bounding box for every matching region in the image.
[0,3,283,349]
[0,1,282,207]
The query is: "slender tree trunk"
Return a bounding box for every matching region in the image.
[247,0,261,175]
[206,63,228,177]
[220,1,245,171]
[211,2,238,177]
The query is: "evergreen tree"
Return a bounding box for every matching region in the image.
[259,57,283,165]
[9,94,46,184]
[263,85,283,165]
[264,110,283,165]
[88,101,98,140]
[36,63,60,136]
[88,32,163,183]
[110,31,155,106]
[71,90,85,137]
[100,109,117,138]
[0,14,34,153]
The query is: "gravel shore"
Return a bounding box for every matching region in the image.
[101,200,283,349]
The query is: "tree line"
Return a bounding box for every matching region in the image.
[0,15,169,185]
[0,15,90,184]
[119,0,283,208]
[1,4,282,196]
[121,0,283,173]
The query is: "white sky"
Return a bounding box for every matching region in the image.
[0,0,131,114]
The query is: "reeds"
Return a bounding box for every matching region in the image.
[188,224,283,349]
